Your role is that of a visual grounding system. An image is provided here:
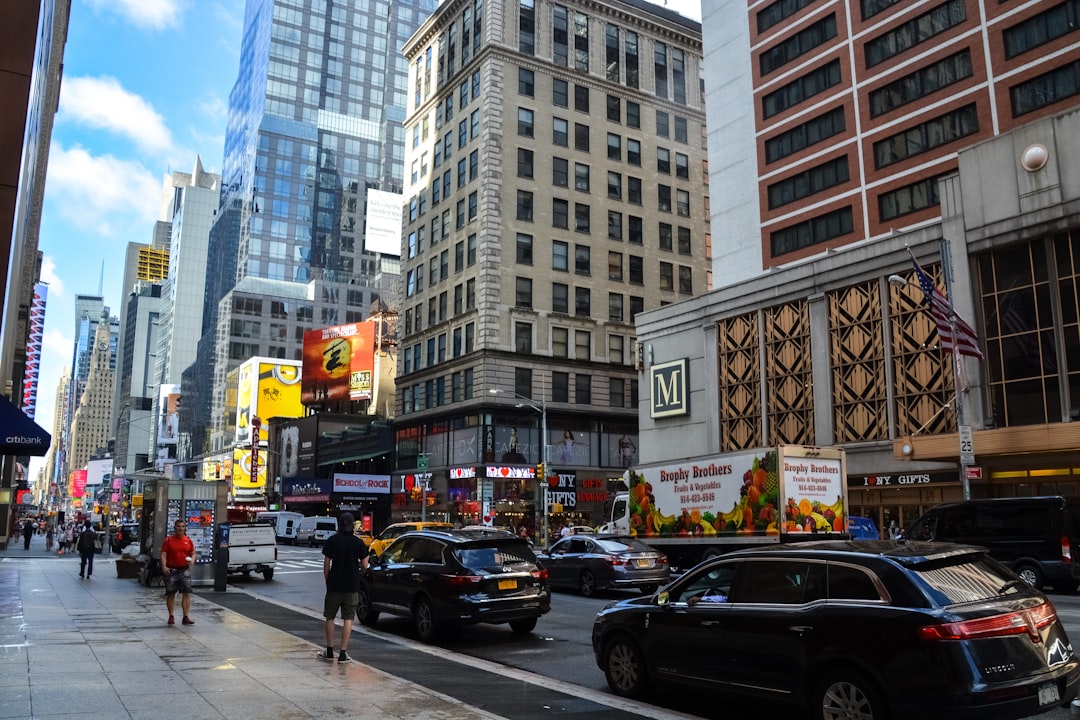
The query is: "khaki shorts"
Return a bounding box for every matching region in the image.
[324,591,358,620]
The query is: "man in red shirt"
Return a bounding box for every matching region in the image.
[161,519,196,626]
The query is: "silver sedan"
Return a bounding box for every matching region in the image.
[538,535,670,597]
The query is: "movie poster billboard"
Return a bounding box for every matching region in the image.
[301,322,376,405]
[234,358,303,444]
[158,384,181,446]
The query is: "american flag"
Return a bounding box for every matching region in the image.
[911,258,984,358]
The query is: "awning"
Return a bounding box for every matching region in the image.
[0,394,51,456]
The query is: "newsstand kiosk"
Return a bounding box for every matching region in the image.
[143,478,228,587]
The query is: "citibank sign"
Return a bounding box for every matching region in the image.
[332,473,391,494]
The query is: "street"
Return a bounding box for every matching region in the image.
[238,544,1080,719]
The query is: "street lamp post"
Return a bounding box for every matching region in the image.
[889,262,974,501]
[489,380,549,547]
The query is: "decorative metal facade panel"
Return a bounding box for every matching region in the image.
[717,313,761,449]
[764,301,814,445]
[829,281,888,442]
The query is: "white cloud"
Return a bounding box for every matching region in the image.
[44,144,161,236]
[59,76,174,155]
[86,0,182,31]
[39,256,65,298]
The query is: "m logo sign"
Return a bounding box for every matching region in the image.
[650,358,689,418]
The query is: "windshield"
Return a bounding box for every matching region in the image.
[912,556,1026,605]
[596,537,654,553]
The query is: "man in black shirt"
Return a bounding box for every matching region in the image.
[316,513,368,662]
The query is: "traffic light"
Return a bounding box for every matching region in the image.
[536,463,544,479]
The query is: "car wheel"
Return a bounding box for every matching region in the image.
[356,587,379,626]
[413,598,438,642]
[308,537,315,547]
[1015,563,1044,589]
[262,568,274,581]
[815,670,889,720]
[602,634,649,698]
[579,569,597,597]
[509,617,537,634]
[639,584,659,595]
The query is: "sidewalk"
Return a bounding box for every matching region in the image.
[0,533,505,719]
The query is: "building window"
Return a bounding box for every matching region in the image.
[517,148,534,179]
[629,215,643,245]
[659,262,674,291]
[758,0,816,32]
[515,322,533,353]
[674,117,688,143]
[861,0,902,20]
[518,107,534,137]
[1011,59,1080,116]
[518,67,535,96]
[676,189,690,217]
[465,323,475,353]
[630,295,644,320]
[575,84,590,112]
[765,107,845,164]
[610,376,625,406]
[760,14,836,75]
[553,157,569,187]
[658,185,671,212]
[873,104,978,168]
[608,251,623,282]
[575,162,590,192]
[553,372,569,402]
[771,206,854,256]
[626,100,640,127]
[575,287,591,317]
[879,174,945,221]
[575,244,590,275]
[575,203,590,233]
[466,278,476,309]
[516,277,533,308]
[514,366,532,398]
[628,177,642,204]
[553,78,568,107]
[869,50,973,118]
[679,265,692,294]
[608,211,623,240]
[656,110,669,137]
[516,233,533,264]
[553,117,568,146]
[553,198,569,228]
[553,282,569,313]
[767,156,850,209]
[519,0,535,54]
[762,60,842,119]
[553,327,569,357]
[574,12,589,72]
[517,190,534,220]
[865,0,965,68]
[627,139,641,166]
[1005,1,1080,59]
[553,240,569,271]
[607,133,621,160]
[606,93,620,121]
[625,30,639,88]
[554,5,568,66]
[468,234,477,264]
[574,123,590,151]
[659,223,673,251]
[657,147,671,174]
[678,226,691,255]
[607,171,621,199]
[575,374,591,405]
[629,255,643,284]
[608,291,624,320]
[654,41,668,99]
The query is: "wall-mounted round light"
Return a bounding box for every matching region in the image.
[1021,143,1049,172]
[901,442,913,456]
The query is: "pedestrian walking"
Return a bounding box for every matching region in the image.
[161,519,196,626]
[62,522,74,555]
[21,519,33,550]
[316,512,368,662]
[45,524,55,552]
[76,520,97,577]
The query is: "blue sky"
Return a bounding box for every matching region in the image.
[30,0,702,480]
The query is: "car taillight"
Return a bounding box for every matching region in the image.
[441,574,483,587]
[918,602,1058,643]
[658,556,669,565]
[604,555,628,566]
[1061,536,1072,562]
[531,568,548,580]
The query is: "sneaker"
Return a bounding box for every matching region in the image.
[338,651,352,663]
[182,617,194,626]
[315,649,335,662]
[167,616,175,625]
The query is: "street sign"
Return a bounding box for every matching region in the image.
[958,425,975,465]
[417,454,429,470]
[965,466,983,480]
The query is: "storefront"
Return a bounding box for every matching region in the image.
[848,471,962,537]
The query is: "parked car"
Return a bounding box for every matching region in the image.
[366,521,454,557]
[357,528,550,642]
[296,516,337,546]
[111,522,140,553]
[905,496,1080,591]
[255,510,304,545]
[592,540,1079,720]
[538,535,669,596]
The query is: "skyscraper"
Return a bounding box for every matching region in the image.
[394,0,708,535]
[191,0,438,455]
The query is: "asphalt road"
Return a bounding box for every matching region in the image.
[235,544,1080,719]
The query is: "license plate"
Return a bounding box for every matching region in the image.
[498,579,517,590]
[1038,682,1059,706]
[635,559,652,568]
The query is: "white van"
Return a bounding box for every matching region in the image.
[255,511,304,545]
[296,516,338,546]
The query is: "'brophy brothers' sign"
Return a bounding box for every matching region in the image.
[650,358,689,418]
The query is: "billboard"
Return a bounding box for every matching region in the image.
[85,458,112,486]
[301,322,376,405]
[235,358,303,444]
[21,282,46,417]
[232,447,267,491]
[158,384,181,446]
[363,189,404,255]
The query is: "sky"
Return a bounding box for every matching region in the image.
[29,0,703,481]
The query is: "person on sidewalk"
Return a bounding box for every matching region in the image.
[45,524,55,552]
[316,512,368,662]
[161,519,196,626]
[22,520,33,550]
[76,520,96,577]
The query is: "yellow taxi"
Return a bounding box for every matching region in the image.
[364,521,454,557]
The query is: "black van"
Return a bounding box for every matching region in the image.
[905,496,1080,592]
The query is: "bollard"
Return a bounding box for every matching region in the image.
[1071,697,1080,719]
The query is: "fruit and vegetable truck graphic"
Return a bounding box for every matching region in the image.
[598,445,848,571]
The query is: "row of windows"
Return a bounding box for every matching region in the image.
[1011,58,1080,116]
[872,103,978,169]
[868,50,972,118]
[767,156,849,210]
[762,60,841,119]
[760,14,837,76]
[771,206,854,257]
[514,266,692,314]
[865,0,966,68]
[518,104,690,149]
[1003,0,1080,60]
[515,184,691,224]
[404,234,477,298]
[517,235,692,275]
[402,368,637,413]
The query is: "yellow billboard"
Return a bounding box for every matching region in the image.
[235,358,303,444]
[232,447,267,489]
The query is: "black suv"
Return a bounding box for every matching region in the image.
[357,528,550,642]
[905,496,1080,592]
